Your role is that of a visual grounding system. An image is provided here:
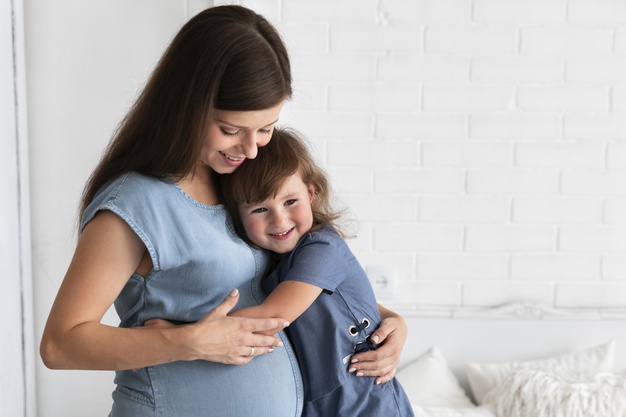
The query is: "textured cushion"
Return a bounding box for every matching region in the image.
[483,367,626,417]
[465,340,615,404]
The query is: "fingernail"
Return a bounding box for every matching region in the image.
[349,368,356,373]
[230,288,238,297]
[351,358,358,363]
[376,380,382,385]
[372,335,380,343]
[277,341,284,347]
[356,372,364,377]
[283,321,290,327]
[269,348,274,353]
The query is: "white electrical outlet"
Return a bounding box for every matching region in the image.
[366,265,397,299]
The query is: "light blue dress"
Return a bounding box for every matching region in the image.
[83,172,303,417]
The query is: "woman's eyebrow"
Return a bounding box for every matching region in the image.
[216,119,279,129]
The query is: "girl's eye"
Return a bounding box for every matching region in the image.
[284,199,297,206]
[221,128,239,137]
[251,207,267,214]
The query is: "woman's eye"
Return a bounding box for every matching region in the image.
[260,128,272,134]
[221,128,239,137]
[284,199,297,206]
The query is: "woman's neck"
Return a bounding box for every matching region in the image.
[177,165,219,205]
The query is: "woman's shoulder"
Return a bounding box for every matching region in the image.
[97,172,171,199]
[82,172,174,228]
[113,172,170,191]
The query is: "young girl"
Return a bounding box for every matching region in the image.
[221,128,414,416]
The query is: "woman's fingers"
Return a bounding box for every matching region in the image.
[210,288,241,317]
[241,345,275,358]
[139,290,290,365]
[347,313,407,384]
[208,289,290,340]
[183,289,290,364]
[348,352,397,384]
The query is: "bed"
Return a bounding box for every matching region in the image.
[395,302,626,417]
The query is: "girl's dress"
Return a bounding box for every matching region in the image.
[84,172,303,417]
[262,225,414,416]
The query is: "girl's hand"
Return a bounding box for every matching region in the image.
[348,306,407,385]
[144,289,289,365]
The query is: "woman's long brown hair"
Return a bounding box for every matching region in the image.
[79,5,292,222]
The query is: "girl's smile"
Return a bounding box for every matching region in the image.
[239,173,315,253]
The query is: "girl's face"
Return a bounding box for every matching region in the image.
[239,173,315,254]
[200,101,284,174]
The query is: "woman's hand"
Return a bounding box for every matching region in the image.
[144,289,289,365]
[348,304,407,385]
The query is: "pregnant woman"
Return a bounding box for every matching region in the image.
[40,5,408,416]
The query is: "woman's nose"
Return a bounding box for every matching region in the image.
[242,133,260,159]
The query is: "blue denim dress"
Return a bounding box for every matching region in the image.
[83,173,303,417]
[262,226,414,417]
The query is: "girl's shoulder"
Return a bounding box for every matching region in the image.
[306,223,342,241]
[296,224,347,255]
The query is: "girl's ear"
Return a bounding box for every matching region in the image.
[308,185,316,202]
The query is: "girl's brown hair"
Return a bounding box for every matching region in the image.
[79,5,292,219]
[220,128,345,245]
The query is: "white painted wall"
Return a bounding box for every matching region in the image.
[2,0,36,415]
[25,2,211,416]
[25,0,626,416]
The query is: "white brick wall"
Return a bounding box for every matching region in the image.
[237,0,626,310]
[25,2,626,415]
[34,0,626,317]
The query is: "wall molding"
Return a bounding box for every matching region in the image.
[398,302,626,321]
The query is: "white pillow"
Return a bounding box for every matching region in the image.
[412,405,496,417]
[465,340,615,405]
[483,368,626,417]
[397,346,475,408]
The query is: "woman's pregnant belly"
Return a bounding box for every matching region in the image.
[111,330,303,417]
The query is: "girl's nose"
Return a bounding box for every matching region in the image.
[270,210,285,226]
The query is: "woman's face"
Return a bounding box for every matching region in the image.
[201,101,284,174]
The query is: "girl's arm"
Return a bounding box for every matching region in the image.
[40,211,287,370]
[233,279,408,385]
[348,303,408,384]
[230,280,323,335]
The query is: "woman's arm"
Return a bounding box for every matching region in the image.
[348,303,408,385]
[230,280,323,335]
[40,211,287,370]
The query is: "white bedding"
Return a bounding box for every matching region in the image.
[395,302,626,417]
